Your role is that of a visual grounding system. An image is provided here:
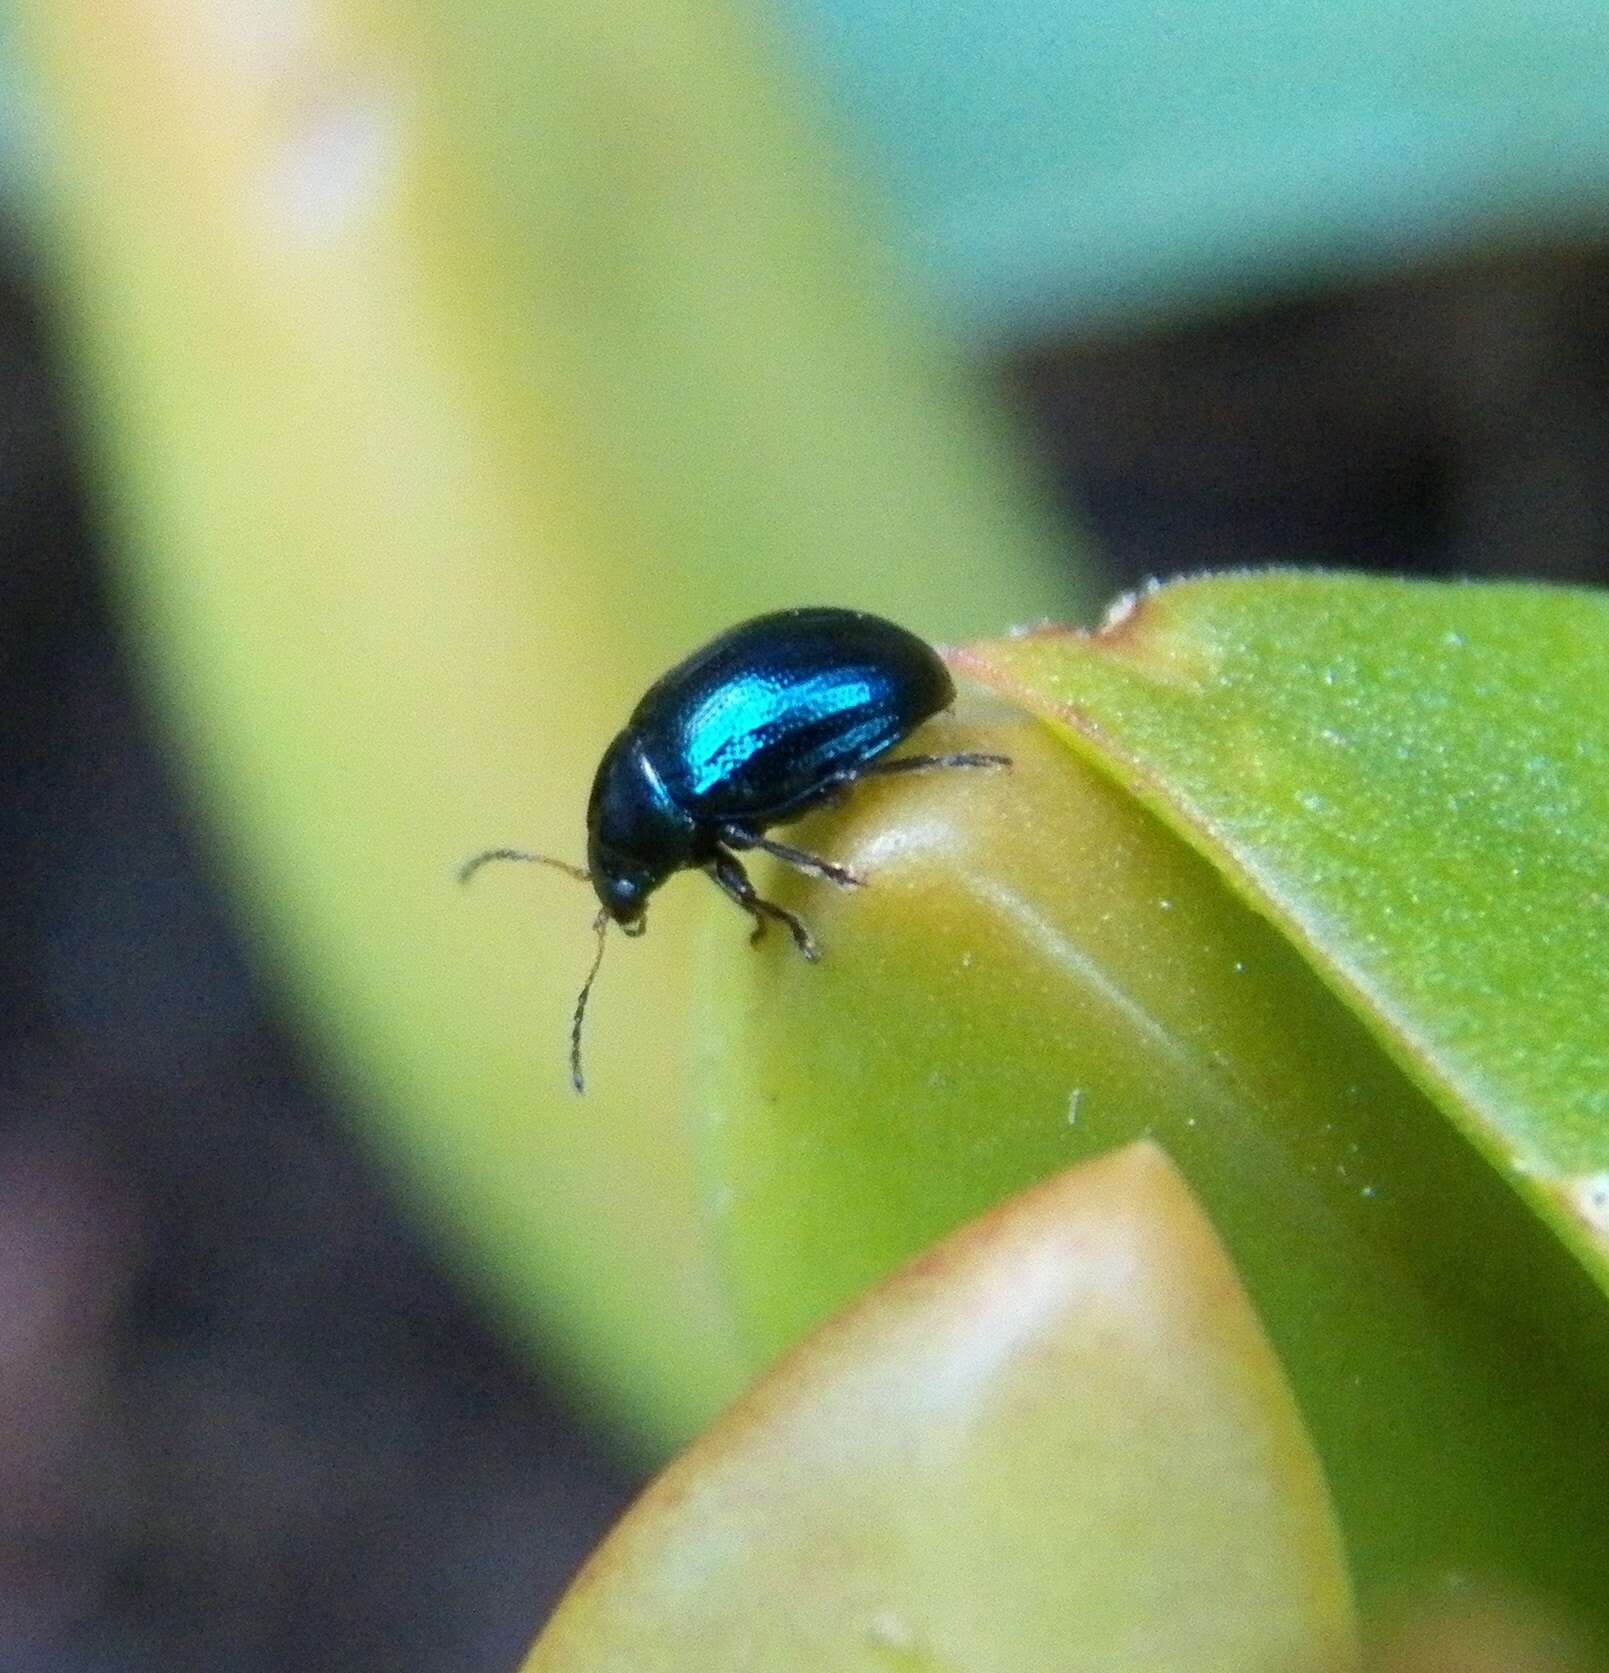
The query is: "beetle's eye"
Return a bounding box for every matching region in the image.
[602,869,648,923]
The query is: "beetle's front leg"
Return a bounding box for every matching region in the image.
[718,825,865,889]
[706,848,820,961]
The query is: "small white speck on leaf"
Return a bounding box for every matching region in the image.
[1567,1172,1609,1242]
[1099,591,1136,632]
[864,1608,916,1652]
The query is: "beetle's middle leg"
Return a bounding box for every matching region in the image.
[718,825,864,890]
[707,848,819,961]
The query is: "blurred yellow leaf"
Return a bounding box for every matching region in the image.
[527,1143,1355,1673]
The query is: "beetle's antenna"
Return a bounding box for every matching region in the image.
[458,848,591,886]
[570,909,610,1094]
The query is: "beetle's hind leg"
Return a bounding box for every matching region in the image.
[718,825,865,890]
[858,750,1011,780]
[796,749,1011,811]
[707,849,819,961]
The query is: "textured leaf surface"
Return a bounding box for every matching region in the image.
[526,1145,1354,1673]
[960,573,1609,1278]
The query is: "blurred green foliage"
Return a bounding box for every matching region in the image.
[9,0,1083,1446]
[769,0,1609,334]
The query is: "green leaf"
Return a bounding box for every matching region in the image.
[961,573,1609,1271]
[526,1144,1355,1673]
[701,572,1609,1622]
[10,0,1088,1450]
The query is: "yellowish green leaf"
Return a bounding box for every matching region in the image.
[527,1144,1355,1673]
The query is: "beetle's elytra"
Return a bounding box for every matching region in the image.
[462,606,1009,1091]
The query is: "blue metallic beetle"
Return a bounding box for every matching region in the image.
[461,607,1008,1090]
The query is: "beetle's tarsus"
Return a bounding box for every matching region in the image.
[708,850,819,960]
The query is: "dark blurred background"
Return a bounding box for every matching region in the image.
[3,76,1609,1673]
[0,248,635,1673]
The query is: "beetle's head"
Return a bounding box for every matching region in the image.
[584,732,692,928]
[587,848,659,929]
